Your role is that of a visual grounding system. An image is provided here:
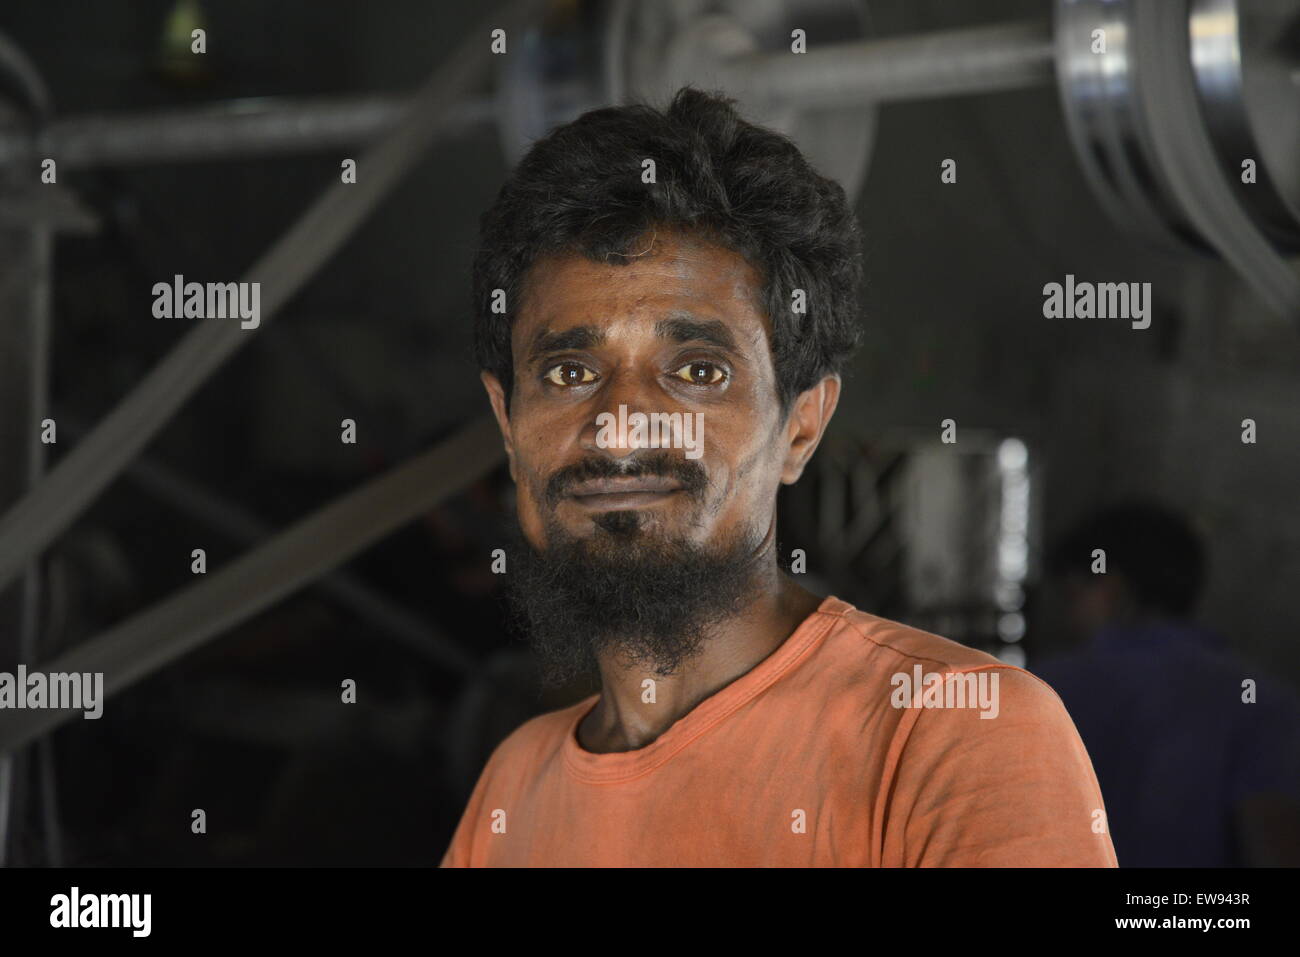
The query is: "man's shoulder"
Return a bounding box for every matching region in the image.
[816,596,1012,673]
[808,597,1065,711]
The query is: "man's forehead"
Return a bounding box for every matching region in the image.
[516,236,768,345]
[524,312,744,360]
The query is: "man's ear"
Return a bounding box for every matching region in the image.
[781,374,841,485]
[480,371,517,482]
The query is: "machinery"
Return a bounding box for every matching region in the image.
[0,0,1298,858]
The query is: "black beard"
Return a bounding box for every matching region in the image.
[502,495,765,691]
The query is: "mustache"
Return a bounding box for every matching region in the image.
[544,451,708,508]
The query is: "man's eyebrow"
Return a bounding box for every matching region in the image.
[655,315,738,351]
[526,325,606,361]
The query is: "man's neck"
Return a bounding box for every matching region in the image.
[576,573,824,753]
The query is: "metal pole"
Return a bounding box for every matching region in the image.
[0,94,496,170]
[0,414,505,756]
[0,0,545,597]
[0,30,55,865]
[104,431,478,675]
[718,20,1056,108]
[0,20,1056,173]
[0,223,53,867]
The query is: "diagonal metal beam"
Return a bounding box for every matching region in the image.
[0,414,505,755]
[96,424,479,676]
[0,0,543,596]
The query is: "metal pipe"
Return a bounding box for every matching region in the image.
[0,222,52,865]
[0,28,53,867]
[109,434,478,675]
[717,20,1057,108]
[0,414,505,756]
[0,19,1057,173]
[0,27,56,861]
[0,0,545,597]
[0,94,497,169]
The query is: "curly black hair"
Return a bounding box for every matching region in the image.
[471,85,865,414]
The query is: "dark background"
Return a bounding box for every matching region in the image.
[0,0,1297,866]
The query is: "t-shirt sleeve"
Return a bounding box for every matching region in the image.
[882,665,1119,867]
[439,780,484,867]
[439,737,512,868]
[439,811,472,867]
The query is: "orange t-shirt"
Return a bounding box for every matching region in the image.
[440,595,1118,867]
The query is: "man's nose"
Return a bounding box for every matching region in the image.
[577,369,659,459]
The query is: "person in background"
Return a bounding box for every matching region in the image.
[1035,502,1300,866]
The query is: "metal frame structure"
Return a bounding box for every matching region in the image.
[0,3,1072,757]
[0,0,1297,842]
[0,0,543,865]
[0,20,57,866]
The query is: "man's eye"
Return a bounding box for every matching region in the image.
[544,362,598,386]
[673,361,726,385]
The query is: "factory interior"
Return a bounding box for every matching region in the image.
[0,0,1297,867]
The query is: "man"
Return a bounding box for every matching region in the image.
[440,87,1116,867]
[1036,503,1300,866]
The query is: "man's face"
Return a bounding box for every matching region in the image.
[480,228,838,686]
[486,230,797,558]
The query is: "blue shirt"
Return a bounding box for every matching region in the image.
[1032,620,1300,867]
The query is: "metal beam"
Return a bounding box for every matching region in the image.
[0,0,544,596]
[718,20,1056,108]
[0,20,1057,174]
[0,18,57,869]
[0,221,53,865]
[0,94,496,170]
[0,414,505,756]
[106,431,478,675]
